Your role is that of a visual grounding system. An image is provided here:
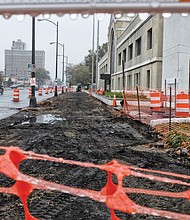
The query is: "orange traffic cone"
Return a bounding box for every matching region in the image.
[112,94,117,107]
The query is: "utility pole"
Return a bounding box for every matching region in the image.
[29,17,37,107]
[55,21,58,96]
[37,19,59,97]
[62,43,64,93]
[96,20,100,88]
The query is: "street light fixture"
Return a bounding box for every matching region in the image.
[37,18,58,96]
[50,42,65,93]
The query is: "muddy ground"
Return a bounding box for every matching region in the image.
[0,92,189,220]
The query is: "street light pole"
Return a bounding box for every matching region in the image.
[96,20,100,89]
[62,43,64,93]
[64,56,68,88]
[37,18,58,97]
[91,14,95,86]
[50,42,65,93]
[55,21,58,96]
[29,17,37,107]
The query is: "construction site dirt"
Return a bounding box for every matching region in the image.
[0,92,189,220]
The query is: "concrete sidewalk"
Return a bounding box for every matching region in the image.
[89,91,190,127]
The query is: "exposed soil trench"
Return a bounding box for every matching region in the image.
[0,92,189,220]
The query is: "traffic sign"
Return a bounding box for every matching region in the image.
[30,77,36,86]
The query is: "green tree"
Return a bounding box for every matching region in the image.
[67,42,108,86]
[36,68,51,87]
[7,77,13,87]
[0,73,4,84]
[84,42,108,83]
[67,63,90,86]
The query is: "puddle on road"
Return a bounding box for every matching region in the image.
[22,114,66,125]
[9,107,23,110]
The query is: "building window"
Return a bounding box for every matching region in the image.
[135,37,141,56]
[147,70,151,89]
[128,43,133,60]
[123,49,126,63]
[118,77,121,90]
[134,72,140,87]
[118,53,121,66]
[111,79,114,90]
[147,28,152,50]
[127,75,132,90]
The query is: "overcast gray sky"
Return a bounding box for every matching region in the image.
[0,13,110,80]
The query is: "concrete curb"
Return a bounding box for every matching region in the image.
[150,117,190,127]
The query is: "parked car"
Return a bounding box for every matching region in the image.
[0,85,4,95]
[10,84,18,89]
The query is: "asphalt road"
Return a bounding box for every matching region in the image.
[0,87,54,120]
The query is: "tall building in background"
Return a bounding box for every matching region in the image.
[5,39,45,83]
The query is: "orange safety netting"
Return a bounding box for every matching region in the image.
[0,146,190,220]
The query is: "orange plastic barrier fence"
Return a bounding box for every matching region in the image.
[13,89,19,102]
[67,87,72,92]
[0,146,189,220]
[150,91,161,111]
[160,91,165,108]
[176,92,189,118]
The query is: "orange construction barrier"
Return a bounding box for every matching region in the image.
[45,88,49,94]
[150,91,161,112]
[160,91,166,108]
[98,90,105,95]
[13,89,19,102]
[28,88,32,98]
[49,87,53,93]
[176,91,189,118]
[38,88,43,96]
[58,86,61,93]
[112,94,117,107]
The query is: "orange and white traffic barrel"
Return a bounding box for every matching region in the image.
[28,88,32,98]
[45,88,49,94]
[176,91,189,117]
[49,87,53,93]
[13,89,19,102]
[38,87,43,96]
[150,91,161,112]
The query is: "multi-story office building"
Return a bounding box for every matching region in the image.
[99,14,163,92]
[98,14,190,93]
[5,39,45,83]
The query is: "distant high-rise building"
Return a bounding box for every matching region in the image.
[5,39,45,81]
